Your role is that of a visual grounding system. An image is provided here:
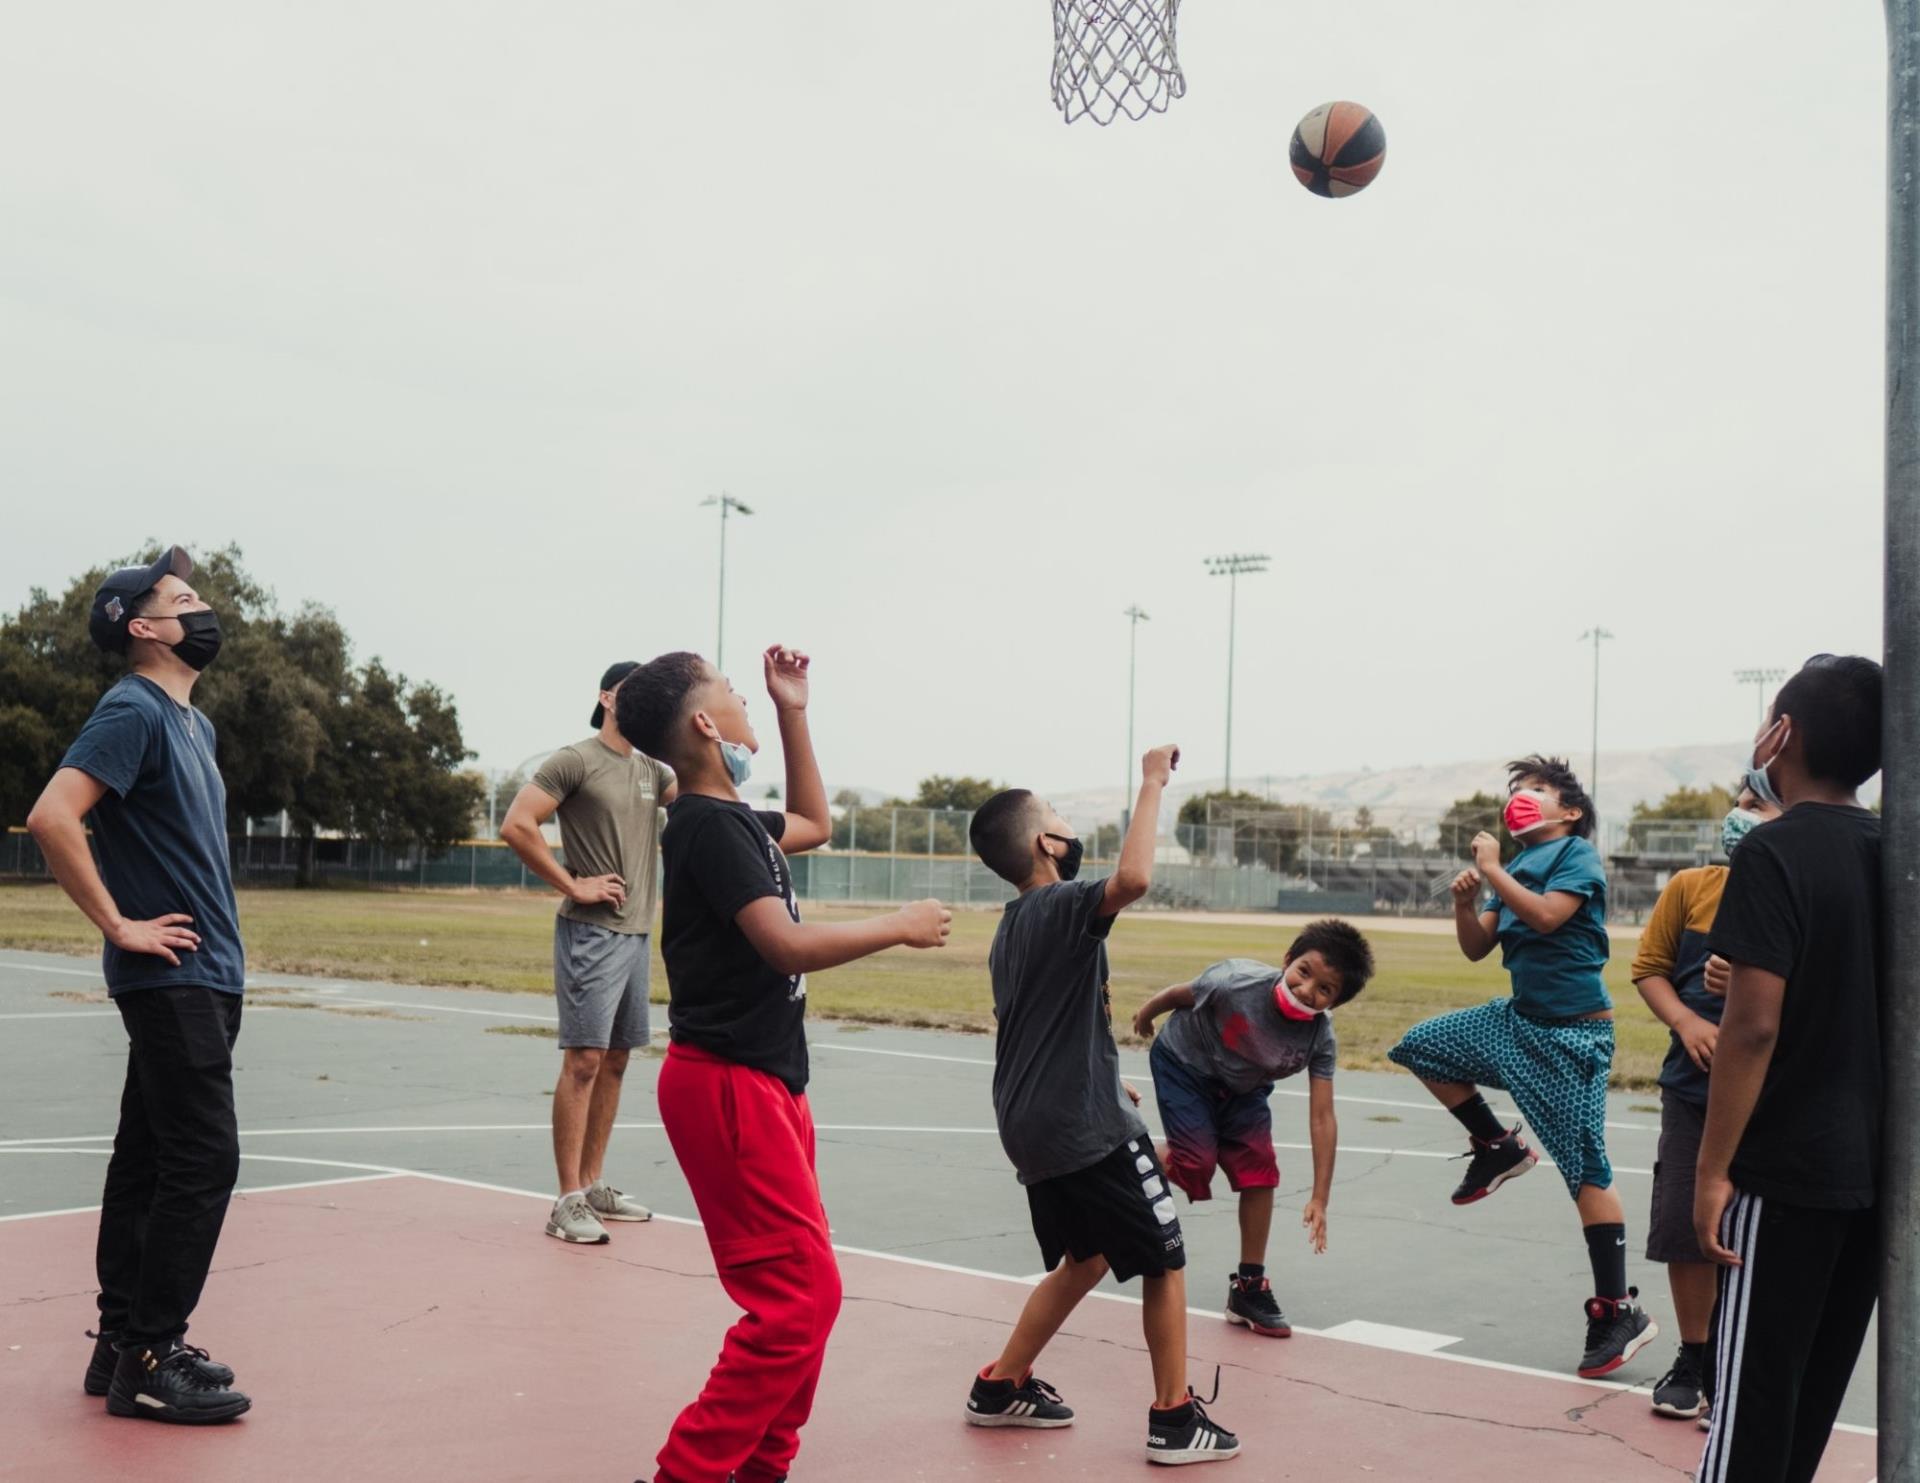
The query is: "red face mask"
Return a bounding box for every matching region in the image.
[1503,790,1552,837]
[1273,968,1321,1022]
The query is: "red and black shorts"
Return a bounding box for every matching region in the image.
[1149,1038,1280,1202]
[1025,1138,1188,1283]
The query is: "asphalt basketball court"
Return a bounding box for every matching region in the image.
[0,946,1878,1481]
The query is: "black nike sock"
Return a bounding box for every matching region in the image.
[1584,1223,1629,1300]
[1447,1091,1507,1144]
[1237,1262,1265,1281]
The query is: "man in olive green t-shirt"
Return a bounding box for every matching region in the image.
[501,661,676,1245]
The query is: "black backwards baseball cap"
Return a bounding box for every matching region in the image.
[89,546,194,654]
[590,661,644,728]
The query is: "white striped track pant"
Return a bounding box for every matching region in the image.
[1696,1190,1878,1483]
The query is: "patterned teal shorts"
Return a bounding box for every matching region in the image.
[1389,997,1614,1197]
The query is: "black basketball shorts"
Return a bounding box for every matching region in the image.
[1026,1137,1187,1283]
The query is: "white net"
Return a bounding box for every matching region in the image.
[1050,0,1185,126]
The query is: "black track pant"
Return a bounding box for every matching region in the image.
[95,986,244,1347]
[1697,1190,1878,1483]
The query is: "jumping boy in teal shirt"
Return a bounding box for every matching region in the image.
[1390,755,1658,1379]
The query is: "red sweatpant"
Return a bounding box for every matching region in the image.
[653,1043,843,1483]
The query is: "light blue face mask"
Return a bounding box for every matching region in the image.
[720,739,753,788]
[1721,806,1763,857]
[1744,764,1783,812]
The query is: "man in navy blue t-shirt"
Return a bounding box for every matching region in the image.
[26,546,253,1425]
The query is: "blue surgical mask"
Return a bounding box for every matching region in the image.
[1721,807,1763,858]
[1743,763,1783,812]
[720,739,753,788]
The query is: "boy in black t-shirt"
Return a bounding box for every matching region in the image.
[1693,654,1883,1483]
[615,646,952,1483]
[963,745,1241,1467]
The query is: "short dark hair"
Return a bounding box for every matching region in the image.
[615,651,710,766]
[1287,919,1376,1005]
[1506,754,1596,839]
[970,789,1044,884]
[1774,654,1883,788]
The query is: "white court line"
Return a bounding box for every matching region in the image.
[0,1171,401,1222]
[0,1152,1873,1437]
[0,1126,1656,1176]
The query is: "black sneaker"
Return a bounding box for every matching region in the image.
[1225,1274,1291,1338]
[1650,1344,1707,1419]
[85,1329,233,1398]
[106,1340,252,1424]
[1146,1372,1239,1465]
[965,1370,1074,1428]
[1449,1125,1539,1206]
[1579,1290,1658,1378]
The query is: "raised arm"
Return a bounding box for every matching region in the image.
[27,768,202,965]
[764,646,831,853]
[1450,868,1499,960]
[735,895,951,976]
[1470,832,1583,935]
[1101,743,1179,917]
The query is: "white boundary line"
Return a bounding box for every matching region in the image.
[0,1171,400,1222]
[0,1154,1873,1438]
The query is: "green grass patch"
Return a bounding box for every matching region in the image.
[0,882,1672,1087]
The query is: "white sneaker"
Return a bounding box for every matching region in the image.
[585,1179,652,1223]
[546,1192,610,1244]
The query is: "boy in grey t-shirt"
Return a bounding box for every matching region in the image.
[961,747,1242,1467]
[1132,922,1375,1341]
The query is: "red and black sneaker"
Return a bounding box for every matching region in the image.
[1579,1289,1658,1378]
[1449,1125,1538,1205]
[1225,1274,1292,1337]
[965,1368,1075,1428]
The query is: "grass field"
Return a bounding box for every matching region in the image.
[0,882,1673,1086]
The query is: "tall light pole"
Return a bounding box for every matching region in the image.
[1732,666,1786,730]
[1123,605,1150,836]
[1205,554,1269,793]
[1578,627,1613,819]
[699,493,754,671]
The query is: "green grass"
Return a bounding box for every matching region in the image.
[0,882,1671,1086]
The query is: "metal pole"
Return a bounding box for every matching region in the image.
[1882,5,1920,1472]
[1225,567,1237,793]
[716,498,728,670]
[1124,605,1149,836]
[1579,627,1613,817]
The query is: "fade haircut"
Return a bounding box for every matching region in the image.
[1773,653,1883,788]
[971,788,1045,885]
[1506,754,1596,839]
[615,651,710,768]
[1287,919,1376,1005]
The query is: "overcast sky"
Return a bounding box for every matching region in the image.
[1,2,1889,799]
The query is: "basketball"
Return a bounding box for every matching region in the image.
[1290,101,1387,197]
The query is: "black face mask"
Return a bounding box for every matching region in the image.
[1043,832,1084,882]
[158,609,223,671]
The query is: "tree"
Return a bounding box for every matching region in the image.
[1632,783,1736,824]
[1178,789,1268,829]
[1437,791,1519,863]
[1176,791,1329,871]
[911,775,1002,812]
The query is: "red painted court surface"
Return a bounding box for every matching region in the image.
[1,1175,1877,1482]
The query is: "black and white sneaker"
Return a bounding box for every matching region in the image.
[1146,1374,1239,1465]
[1225,1274,1292,1338]
[1579,1290,1658,1378]
[106,1340,252,1424]
[1449,1125,1539,1206]
[85,1329,233,1398]
[965,1370,1074,1428]
[1650,1344,1707,1419]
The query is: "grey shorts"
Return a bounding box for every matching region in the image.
[1646,1089,1708,1264]
[553,918,651,1050]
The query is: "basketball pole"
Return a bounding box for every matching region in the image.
[1881,2,1920,1475]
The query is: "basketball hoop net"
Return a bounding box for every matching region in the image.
[1050,0,1185,125]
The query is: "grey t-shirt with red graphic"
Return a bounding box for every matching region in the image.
[1154,957,1337,1096]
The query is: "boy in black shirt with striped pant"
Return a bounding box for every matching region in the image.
[1694,655,1884,1483]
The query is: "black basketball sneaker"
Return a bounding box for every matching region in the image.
[965,1369,1075,1428]
[1579,1290,1658,1379]
[1650,1344,1708,1419]
[1449,1126,1539,1206]
[106,1340,251,1424]
[85,1329,233,1398]
[1225,1274,1291,1338]
[1147,1370,1239,1465]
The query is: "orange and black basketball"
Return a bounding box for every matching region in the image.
[1289,102,1386,198]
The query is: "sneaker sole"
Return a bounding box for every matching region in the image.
[1450,1152,1539,1206]
[1652,1398,1707,1420]
[1145,1445,1242,1465]
[545,1222,610,1245]
[1225,1311,1292,1339]
[590,1210,653,1223]
[106,1392,252,1424]
[965,1410,1074,1429]
[1699,1413,1714,1433]
[1579,1319,1660,1379]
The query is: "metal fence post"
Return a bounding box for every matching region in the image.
[1884,3,1920,1472]
[889,809,898,902]
[848,805,857,901]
